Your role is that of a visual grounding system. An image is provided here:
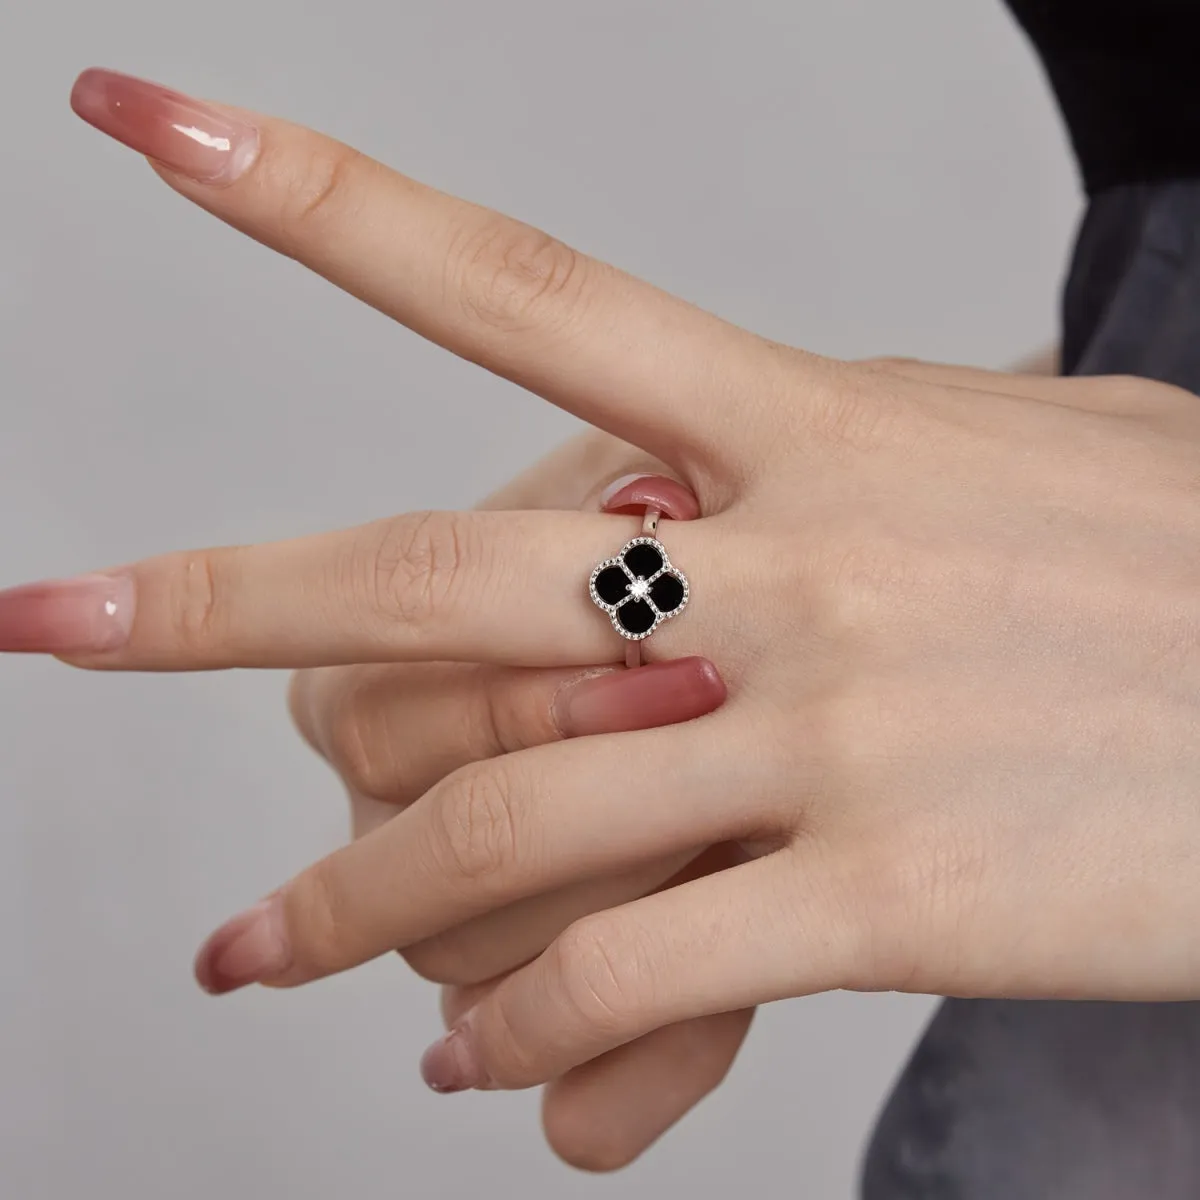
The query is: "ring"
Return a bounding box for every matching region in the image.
[589,506,690,668]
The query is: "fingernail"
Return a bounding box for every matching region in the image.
[194,895,291,995]
[70,67,259,186]
[599,474,701,522]
[552,656,726,738]
[0,573,135,654]
[420,1024,488,1094]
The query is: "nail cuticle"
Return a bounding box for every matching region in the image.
[549,666,621,738]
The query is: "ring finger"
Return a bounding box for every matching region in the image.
[192,719,765,993]
[0,508,715,670]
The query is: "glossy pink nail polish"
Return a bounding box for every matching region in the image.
[552,656,726,737]
[420,1026,487,1094]
[194,896,291,995]
[0,574,135,654]
[599,473,701,522]
[70,68,259,186]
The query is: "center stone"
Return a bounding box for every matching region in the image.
[628,577,651,600]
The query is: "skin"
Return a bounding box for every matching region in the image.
[295,357,1068,1170]
[284,428,742,1169]
[9,67,1200,1169]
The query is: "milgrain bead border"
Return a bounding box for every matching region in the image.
[588,536,690,641]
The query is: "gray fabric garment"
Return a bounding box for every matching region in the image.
[860,181,1200,1200]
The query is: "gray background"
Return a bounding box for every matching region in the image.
[1,1,1077,1196]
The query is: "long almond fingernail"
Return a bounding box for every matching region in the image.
[0,574,135,654]
[70,68,259,186]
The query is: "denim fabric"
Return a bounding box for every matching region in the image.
[860,183,1200,1200]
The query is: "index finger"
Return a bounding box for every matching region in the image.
[70,68,775,465]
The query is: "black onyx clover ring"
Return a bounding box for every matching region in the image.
[589,506,689,668]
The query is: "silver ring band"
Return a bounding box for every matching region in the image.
[626,507,660,666]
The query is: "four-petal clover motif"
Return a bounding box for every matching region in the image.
[588,536,690,640]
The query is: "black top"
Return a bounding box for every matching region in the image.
[1006,0,1200,193]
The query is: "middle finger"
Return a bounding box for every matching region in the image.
[290,656,726,811]
[0,509,713,670]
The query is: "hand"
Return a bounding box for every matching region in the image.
[288,434,743,1170]
[13,69,1200,1100]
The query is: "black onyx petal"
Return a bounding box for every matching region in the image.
[616,599,656,635]
[624,542,664,579]
[594,565,630,606]
[650,572,685,613]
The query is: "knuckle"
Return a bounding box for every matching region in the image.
[837,827,982,994]
[167,550,225,653]
[810,527,920,648]
[857,355,924,374]
[1102,372,1161,398]
[479,990,544,1086]
[458,670,509,761]
[451,217,590,335]
[814,376,896,450]
[799,362,919,454]
[1104,373,1189,414]
[276,143,367,254]
[282,862,350,978]
[474,669,559,757]
[796,687,881,799]
[287,666,404,800]
[325,685,392,801]
[362,511,473,631]
[698,1050,736,1098]
[286,669,336,761]
[552,1014,743,1166]
[549,916,638,1040]
[686,1024,741,1095]
[438,982,472,1030]
[543,1095,639,1173]
[401,932,483,987]
[286,671,315,747]
[435,767,521,886]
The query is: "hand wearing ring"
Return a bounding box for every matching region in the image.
[289,442,739,1170]
[10,68,1200,1142]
